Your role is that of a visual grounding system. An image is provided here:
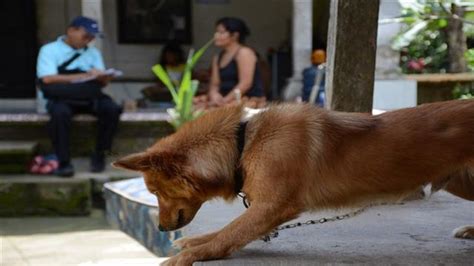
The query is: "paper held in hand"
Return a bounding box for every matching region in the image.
[71,68,123,84]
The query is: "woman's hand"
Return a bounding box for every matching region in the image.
[208,91,224,107]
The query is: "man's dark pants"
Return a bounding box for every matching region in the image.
[47,96,121,166]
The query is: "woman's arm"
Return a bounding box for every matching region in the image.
[208,55,224,106]
[223,47,257,103]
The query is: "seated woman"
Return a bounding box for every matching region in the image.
[141,42,186,102]
[194,17,266,109]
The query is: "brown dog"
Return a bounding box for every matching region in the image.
[113,100,474,265]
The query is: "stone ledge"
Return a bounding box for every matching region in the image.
[0,168,137,217]
[0,111,170,122]
[0,176,91,216]
[0,112,174,156]
[405,73,474,84]
[0,141,38,174]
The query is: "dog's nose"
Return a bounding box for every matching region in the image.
[158,224,165,231]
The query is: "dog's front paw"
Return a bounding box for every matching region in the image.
[173,237,192,250]
[453,225,474,239]
[173,234,213,250]
[160,253,194,266]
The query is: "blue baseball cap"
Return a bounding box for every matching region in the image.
[70,16,103,37]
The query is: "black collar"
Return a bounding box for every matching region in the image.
[234,121,248,194]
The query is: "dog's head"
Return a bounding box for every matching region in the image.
[113,106,243,231]
[112,151,206,231]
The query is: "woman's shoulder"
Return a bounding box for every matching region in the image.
[236,46,257,60]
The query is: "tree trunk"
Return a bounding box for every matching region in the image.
[447,4,467,73]
[325,0,380,112]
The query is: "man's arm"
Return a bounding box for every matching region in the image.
[41,72,95,84]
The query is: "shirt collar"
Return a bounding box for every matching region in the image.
[57,35,88,53]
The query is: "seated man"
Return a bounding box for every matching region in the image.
[302,49,326,107]
[37,16,122,177]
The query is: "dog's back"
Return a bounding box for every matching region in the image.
[243,100,474,209]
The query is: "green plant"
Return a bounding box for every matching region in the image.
[152,39,213,129]
[452,83,474,99]
[399,29,449,73]
[465,48,474,71]
[386,0,474,73]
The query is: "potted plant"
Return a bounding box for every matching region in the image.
[152,39,213,129]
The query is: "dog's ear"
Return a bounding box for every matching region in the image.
[112,152,152,172]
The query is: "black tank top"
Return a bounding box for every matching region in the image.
[218,50,264,97]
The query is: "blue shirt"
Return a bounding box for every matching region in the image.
[302,64,325,104]
[36,36,105,78]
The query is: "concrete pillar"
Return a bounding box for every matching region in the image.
[81,0,104,50]
[283,0,313,100]
[326,0,380,112]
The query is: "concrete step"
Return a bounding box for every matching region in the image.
[0,157,139,216]
[0,141,38,174]
[0,175,91,216]
[0,112,173,157]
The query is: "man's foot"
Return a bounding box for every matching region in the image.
[53,163,74,177]
[90,153,105,173]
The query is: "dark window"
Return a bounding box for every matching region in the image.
[117,0,192,44]
[0,0,38,98]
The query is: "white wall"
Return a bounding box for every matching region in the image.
[36,0,82,45]
[101,0,292,79]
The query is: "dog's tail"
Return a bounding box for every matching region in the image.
[432,166,474,201]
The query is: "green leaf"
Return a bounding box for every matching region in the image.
[190,79,199,96]
[181,86,193,119]
[177,51,193,111]
[437,18,448,28]
[379,16,417,25]
[391,20,429,50]
[182,80,199,119]
[151,64,179,104]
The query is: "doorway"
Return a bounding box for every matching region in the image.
[0,0,38,98]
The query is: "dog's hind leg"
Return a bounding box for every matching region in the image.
[440,167,474,240]
[453,225,474,239]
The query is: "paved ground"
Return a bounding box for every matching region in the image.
[1,190,473,265]
[187,191,474,265]
[0,209,162,266]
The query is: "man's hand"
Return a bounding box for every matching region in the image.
[87,69,104,77]
[87,69,113,85]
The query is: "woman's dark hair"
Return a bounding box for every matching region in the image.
[216,17,250,43]
[159,42,185,65]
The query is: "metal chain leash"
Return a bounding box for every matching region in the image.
[238,192,371,242]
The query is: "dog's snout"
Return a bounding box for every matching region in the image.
[177,209,185,228]
[157,209,186,232]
